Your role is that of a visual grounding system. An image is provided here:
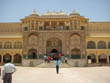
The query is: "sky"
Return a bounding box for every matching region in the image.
[0,0,110,22]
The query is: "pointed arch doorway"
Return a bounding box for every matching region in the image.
[46,37,62,60]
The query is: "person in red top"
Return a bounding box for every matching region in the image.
[48,56,51,63]
[58,53,62,60]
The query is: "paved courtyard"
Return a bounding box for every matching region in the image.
[0,66,110,83]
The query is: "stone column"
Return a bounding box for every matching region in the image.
[72,20,74,30]
[96,55,99,64]
[57,21,59,26]
[1,55,3,63]
[38,21,40,30]
[30,21,32,30]
[107,55,109,64]
[50,21,52,30]
[11,55,14,63]
[57,21,59,30]
[34,21,36,30]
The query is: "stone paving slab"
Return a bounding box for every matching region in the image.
[0,66,110,83]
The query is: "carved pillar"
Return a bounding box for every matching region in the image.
[1,55,3,63]
[107,55,109,64]
[11,55,14,63]
[38,21,40,30]
[34,21,36,30]
[96,55,99,63]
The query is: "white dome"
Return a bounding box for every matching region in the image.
[70,10,80,16]
[29,10,39,17]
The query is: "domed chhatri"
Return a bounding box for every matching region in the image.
[42,10,67,16]
[70,10,80,16]
[29,10,39,17]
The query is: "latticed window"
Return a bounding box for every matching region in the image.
[66,26,69,30]
[39,26,42,30]
[24,27,28,31]
[14,42,22,49]
[87,41,96,49]
[80,26,85,30]
[4,41,12,49]
[97,41,106,49]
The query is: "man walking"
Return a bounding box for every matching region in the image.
[2,59,16,83]
[56,59,60,74]
[65,56,68,64]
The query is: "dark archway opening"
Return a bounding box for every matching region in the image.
[51,49,57,53]
[99,55,107,63]
[87,54,96,63]
[3,54,12,63]
[50,49,58,60]
[28,48,37,59]
[14,54,22,63]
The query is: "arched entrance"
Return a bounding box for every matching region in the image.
[3,54,11,63]
[71,48,81,59]
[28,48,37,59]
[87,54,96,63]
[99,54,107,63]
[46,38,62,54]
[46,38,62,60]
[14,54,22,63]
[50,49,58,60]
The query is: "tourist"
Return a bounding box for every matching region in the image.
[56,59,60,74]
[48,56,51,63]
[2,59,16,83]
[65,56,68,64]
[58,53,61,60]
[44,55,47,63]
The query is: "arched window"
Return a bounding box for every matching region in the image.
[87,41,96,49]
[97,41,106,49]
[108,41,110,49]
[4,41,12,49]
[3,54,12,63]
[99,54,107,63]
[87,54,96,63]
[28,35,38,45]
[71,48,81,59]
[28,48,37,59]
[14,54,22,63]
[14,42,22,49]
[70,34,80,46]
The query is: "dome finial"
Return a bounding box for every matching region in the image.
[72,10,77,13]
[29,9,39,17]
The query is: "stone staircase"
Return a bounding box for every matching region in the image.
[37,61,72,68]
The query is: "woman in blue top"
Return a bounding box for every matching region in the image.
[56,59,60,74]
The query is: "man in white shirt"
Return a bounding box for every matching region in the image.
[2,59,16,83]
